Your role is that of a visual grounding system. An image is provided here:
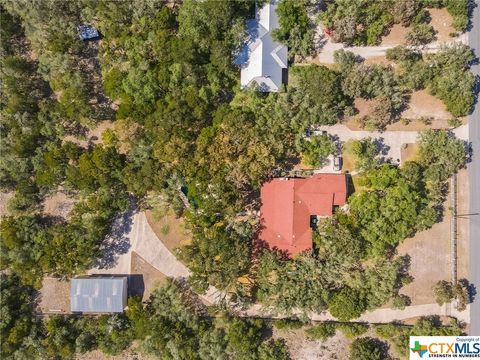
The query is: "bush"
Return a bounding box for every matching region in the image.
[273,319,305,330]
[406,23,436,46]
[349,337,389,360]
[392,294,411,310]
[328,287,367,321]
[305,322,337,340]
[337,323,369,339]
[300,134,336,168]
[433,280,455,305]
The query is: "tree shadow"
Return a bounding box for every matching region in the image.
[92,205,136,270]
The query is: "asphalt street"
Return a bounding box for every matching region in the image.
[469,0,480,336]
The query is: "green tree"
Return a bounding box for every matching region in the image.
[301,134,336,168]
[349,337,389,360]
[328,287,367,321]
[273,0,314,58]
[305,322,337,341]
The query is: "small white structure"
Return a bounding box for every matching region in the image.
[236,0,288,92]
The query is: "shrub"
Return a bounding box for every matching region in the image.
[305,322,337,341]
[273,319,305,330]
[337,323,369,339]
[406,23,436,46]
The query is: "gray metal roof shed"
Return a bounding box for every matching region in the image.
[70,277,127,313]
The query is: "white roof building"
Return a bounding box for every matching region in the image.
[236,1,288,92]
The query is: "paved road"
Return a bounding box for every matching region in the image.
[469,0,480,336]
[315,124,468,163]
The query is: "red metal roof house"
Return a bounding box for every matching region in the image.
[258,174,347,257]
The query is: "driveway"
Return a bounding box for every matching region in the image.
[315,124,468,163]
[317,33,468,63]
[89,211,226,304]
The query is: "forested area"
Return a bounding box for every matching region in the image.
[0,0,473,358]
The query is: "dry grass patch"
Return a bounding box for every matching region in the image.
[145,210,192,254]
[341,140,357,174]
[396,169,469,305]
[130,251,168,301]
[400,143,419,165]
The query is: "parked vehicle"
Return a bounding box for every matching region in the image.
[333,156,342,171]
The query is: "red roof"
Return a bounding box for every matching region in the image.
[258,174,347,257]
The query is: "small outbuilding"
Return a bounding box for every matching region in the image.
[77,24,99,41]
[70,276,127,313]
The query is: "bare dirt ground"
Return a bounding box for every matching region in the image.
[345,91,456,131]
[63,120,115,148]
[145,210,192,255]
[77,344,150,360]
[381,8,455,45]
[428,8,456,42]
[42,191,76,219]
[38,277,70,314]
[401,90,453,122]
[396,169,469,305]
[130,251,168,301]
[381,23,410,46]
[273,327,351,360]
[0,191,14,217]
[364,56,394,66]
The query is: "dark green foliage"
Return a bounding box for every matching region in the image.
[321,0,469,46]
[273,0,315,58]
[349,337,389,360]
[320,0,394,45]
[273,318,305,330]
[305,322,337,340]
[328,287,367,321]
[446,0,469,31]
[387,44,475,117]
[0,274,43,359]
[300,134,336,168]
[406,23,436,45]
[291,65,353,125]
[337,323,369,339]
[418,130,466,182]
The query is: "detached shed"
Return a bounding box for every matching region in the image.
[70,277,127,313]
[77,24,99,41]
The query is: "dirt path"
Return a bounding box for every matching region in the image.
[241,302,469,324]
[316,35,468,64]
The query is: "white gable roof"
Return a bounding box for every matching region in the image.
[237,1,288,92]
